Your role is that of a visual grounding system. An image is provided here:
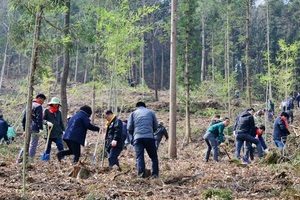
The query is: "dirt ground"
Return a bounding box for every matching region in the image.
[1,88,300,199]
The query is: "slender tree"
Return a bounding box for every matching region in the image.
[169,0,177,158]
[60,0,71,126]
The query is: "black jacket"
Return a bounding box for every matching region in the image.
[234,110,255,136]
[105,116,123,151]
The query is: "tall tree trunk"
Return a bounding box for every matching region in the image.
[246,0,251,106]
[226,3,231,118]
[200,15,206,82]
[60,0,71,127]
[74,44,79,82]
[23,7,43,196]
[0,34,9,92]
[266,0,272,100]
[211,35,215,83]
[169,0,177,158]
[160,44,164,90]
[184,36,191,145]
[151,35,158,101]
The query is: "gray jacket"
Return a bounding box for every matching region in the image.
[127,106,158,140]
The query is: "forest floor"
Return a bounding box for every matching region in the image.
[1,85,300,199]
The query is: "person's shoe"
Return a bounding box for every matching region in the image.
[56,152,63,162]
[242,157,249,164]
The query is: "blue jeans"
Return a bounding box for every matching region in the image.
[235,133,263,159]
[107,147,122,167]
[274,139,285,148]
[134,138,159,177]
[203,132,219,161]
[45,138,64,154]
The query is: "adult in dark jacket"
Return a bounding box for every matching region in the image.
[234,108,263,162]
[17,93,46,163]
[154,121,169,150]
[273,112,290,148]
[43,97,65,155]
[0,114,9,145]
[56,105,100,163]
[104,110,123,170]
[127,101,159,178]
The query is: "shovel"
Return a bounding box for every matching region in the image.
[40,125,53,161]
[221,145,231,160]
[91,129,102,166]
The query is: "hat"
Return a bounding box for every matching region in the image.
[159,121,164,126]
[48,97,61,106]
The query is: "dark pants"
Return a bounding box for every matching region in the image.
[107,146,122,168]
[235,133,263,159]
[45,138,64,154]
[134,138,159,178]
[0,133,8,143]
[249,136,268,160]
[58,140,81,163]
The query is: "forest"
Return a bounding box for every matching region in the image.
[0,0,300,199]
[0,0,299,103]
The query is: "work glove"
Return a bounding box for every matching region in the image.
[6,140,10,145]
[47,121,53,127]
[264,149,270,154]
[111,140,117,147]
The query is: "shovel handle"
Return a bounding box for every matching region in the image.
[44,125,53,152]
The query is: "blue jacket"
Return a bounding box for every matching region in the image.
[273,116,290,140]
[127,106,158,140]
[22,101,44,132]
[63,110,100,146]
[0,117,8,137]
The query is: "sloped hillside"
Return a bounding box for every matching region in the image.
[0,82,300,199]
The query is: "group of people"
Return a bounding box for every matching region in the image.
[203,107,291,164]
[13,93,168,179]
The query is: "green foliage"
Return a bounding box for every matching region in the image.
[202,188,233,200]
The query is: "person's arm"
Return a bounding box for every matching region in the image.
[163,127,169,140]
[152,112,158,133]
[113,119,123,141]
[35,105,44,130]
[59,112,65,131]
[127,113,134,135]
[83,116,100,132]
[218,125,225,143]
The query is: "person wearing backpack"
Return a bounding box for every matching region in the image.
[154,121,168,150]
